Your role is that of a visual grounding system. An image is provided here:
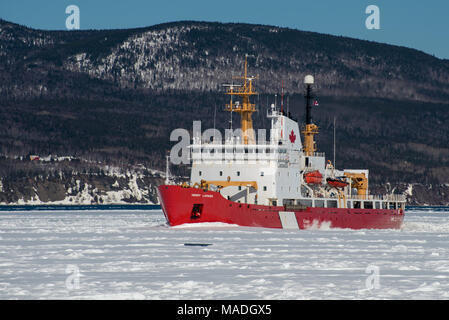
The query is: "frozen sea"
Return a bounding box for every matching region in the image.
[1,206,449,300]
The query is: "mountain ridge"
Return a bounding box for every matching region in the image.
[3,19,449,101]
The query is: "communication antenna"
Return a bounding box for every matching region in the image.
[213,104,217,131]
[281,80,284,114]
[222,83,241,132]
[165,154,171,185]
[213,103,218,143]
[263,95,268,128]
[333,116,336,167]
[229,107,233,131]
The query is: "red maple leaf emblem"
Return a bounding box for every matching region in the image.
[289,130,296,143]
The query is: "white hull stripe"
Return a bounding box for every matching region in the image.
[279,211,300,229]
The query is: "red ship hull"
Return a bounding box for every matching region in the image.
[158,185,404,230]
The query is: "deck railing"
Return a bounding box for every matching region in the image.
[302,193,406,202]
[347,194,406,202]
[190,143,302,162]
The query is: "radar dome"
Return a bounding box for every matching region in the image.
[304,75,314,84]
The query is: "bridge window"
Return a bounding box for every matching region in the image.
[315,200,325,208]
[364,201,373,209]
[199,171,202,176]
[298,199,312,207]
[263,186,267,191]
[237,171,240,176]
[327,200,338,208]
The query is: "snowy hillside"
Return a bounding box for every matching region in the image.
[0,161,165,205]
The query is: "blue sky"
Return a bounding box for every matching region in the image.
[1,0,448,59]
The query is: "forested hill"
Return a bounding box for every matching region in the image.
[0,19,448,204]
[2,19,449,101]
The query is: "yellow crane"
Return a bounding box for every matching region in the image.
[195,177,258,191]
[344,172,368,198]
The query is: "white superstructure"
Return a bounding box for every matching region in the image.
[190,104,404,210]
[186,62,405,211]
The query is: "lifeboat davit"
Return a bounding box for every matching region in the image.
[304,170,322,184]
[326,177,349,188]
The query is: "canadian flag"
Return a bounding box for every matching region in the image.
[314,100,319,106]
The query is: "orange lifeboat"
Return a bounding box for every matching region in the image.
[326,177,349,188]
[304,170,322,184]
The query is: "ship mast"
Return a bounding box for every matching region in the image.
[224,55,258,145]
[302,75,319,156]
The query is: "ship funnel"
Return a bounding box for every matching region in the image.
[302,74,318,156]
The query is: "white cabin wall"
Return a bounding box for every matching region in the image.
[191,160,277,205]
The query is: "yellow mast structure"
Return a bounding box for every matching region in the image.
[224,55,258,145]
[302,123,319,156]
